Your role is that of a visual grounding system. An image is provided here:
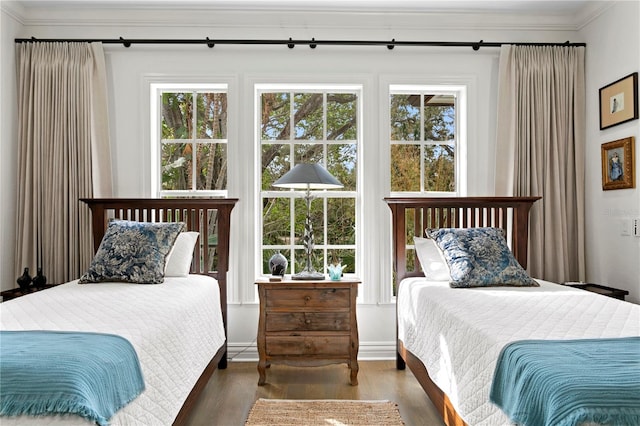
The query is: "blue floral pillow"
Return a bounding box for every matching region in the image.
[425,227,538,288]
[79,220,185,284]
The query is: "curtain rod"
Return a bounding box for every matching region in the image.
[14,37,585,50]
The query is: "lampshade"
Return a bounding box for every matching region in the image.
[273,163,343,190]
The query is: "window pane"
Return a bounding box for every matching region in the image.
[390,94,420,141]
[327,198,355,245]
[294,93,323,140]
[294,143,323,164]
[295,198,324,246]
[327,93,357,140]
[328,144,356,191]
[204,210,220,272]
[196,143,227,190]
[261,144,290,191]
[424,143,455,192]
[263,198,291,246]
[197,92,227,139]
[328,249,355,273]
[425,95,455,141]
[261,92,290,140]
[161,142,192,190]
[390,144,420,192]
[162,92,193,139]
[290,248,324,275]
[262,249,291,275]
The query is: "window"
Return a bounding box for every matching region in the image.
[155,86,228,197]
[387,85,465,297]
[258,86,360,277]
[389,87,458,194]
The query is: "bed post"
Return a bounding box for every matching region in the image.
[214,202,234,370]
[386,201,407,370]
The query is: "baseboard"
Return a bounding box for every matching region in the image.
[227,341,396,362]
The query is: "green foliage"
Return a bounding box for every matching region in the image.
[390,93,456,192]
[161,91,228,192]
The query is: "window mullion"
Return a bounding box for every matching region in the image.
[420,93,425,193]
[191,91,198,191]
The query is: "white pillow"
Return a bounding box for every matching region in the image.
[414,236,451,281]
[165,232,199,277]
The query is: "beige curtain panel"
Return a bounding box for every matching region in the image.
[15,42,113,284]
[495,45,586,283]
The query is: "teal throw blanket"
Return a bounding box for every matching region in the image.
[490,337,640,426]
[1,330,145,426]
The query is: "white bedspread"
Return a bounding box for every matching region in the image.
[397,278,640,426]
[0,275,225,425]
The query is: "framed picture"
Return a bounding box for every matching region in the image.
[599,72,638,130]
[601,137,635,190]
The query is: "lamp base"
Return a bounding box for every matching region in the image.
[291,270,326,280]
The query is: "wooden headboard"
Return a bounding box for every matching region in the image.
[384,197,541,290]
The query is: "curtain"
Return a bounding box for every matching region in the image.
[495,45,585,283]
[15,42,112,284]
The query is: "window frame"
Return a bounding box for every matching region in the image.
[151,83,229,198]
[388,84,467,198]
[256,84,362,280]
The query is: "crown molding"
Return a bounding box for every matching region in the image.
[4,1,612,33]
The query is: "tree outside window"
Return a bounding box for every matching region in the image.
[160,90,228,196]
[390,92,456,193]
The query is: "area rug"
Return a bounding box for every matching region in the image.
[245,398,405,425]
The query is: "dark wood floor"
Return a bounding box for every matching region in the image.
[185,360,445,426]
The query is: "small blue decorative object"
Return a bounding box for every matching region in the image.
[269,251,288,276]
[328,263,344,281]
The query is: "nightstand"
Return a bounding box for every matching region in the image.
[564,283,629,301]
[255,277,360,386]
[0,284,60,302]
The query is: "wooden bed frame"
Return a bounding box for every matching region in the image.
[384,196,540,426]
[80,198,237,426]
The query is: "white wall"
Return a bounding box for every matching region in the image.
[581,1,640,303]
[101,41,502,358]
[4,3,633,359]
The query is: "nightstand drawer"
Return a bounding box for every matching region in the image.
[266,335,350,356]
[266,288,350,309]
[266,312,350,332]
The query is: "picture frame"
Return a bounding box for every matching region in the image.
[601,137,635,190]
[599,72,638,130]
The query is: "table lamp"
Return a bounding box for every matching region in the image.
[273,163,343,280]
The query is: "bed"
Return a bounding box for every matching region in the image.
[385,197,640,426]
[0,198,237,426]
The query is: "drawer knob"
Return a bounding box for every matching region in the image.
[305,319,312,324]
[304,296,311,302]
